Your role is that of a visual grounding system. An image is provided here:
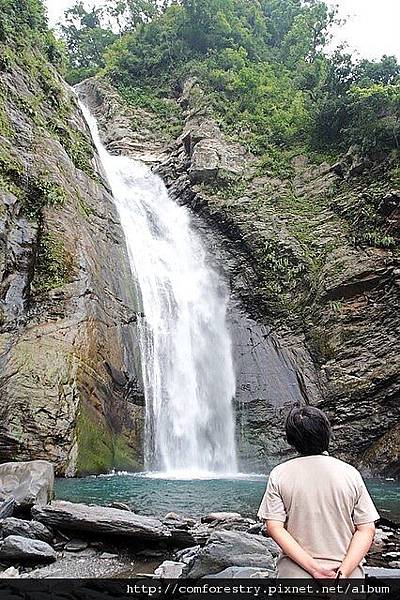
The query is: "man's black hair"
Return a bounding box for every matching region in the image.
[285,405,331,455]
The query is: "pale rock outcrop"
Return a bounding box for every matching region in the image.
[0,461,53,507]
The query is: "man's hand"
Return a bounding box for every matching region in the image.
[267,520,338,578]
[337,522,376,579]
[310,566,338,579]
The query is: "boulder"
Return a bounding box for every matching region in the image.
[109,502,132,512]
[0,566,20,578]
[202,512,243,523]
[256,536,280,557]
[100,552,119,560]
[164,513,197,527]
[248,523,263,535]
[189,141,221,182]
[154,561,186,578]
[0,461,54,507]
[188,523,213,546]
[64,539,88,552]
[32,501,171,541]
[1,518,53,544]
[175,545,201,566]
[163,513,199,546]
[207,566,272,578]
[0,498,16,519]
[0,536,56,563]
[186,530,276,578]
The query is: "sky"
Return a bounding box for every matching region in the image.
[46,0,400,61]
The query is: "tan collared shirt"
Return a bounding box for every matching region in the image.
[258,455,380,578]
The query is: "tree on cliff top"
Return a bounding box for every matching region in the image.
[59,0,400,158]
[0,0,65,70]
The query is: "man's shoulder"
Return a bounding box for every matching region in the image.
[270,455,362,478]
[268,457,301,478]
[326,456,363,478]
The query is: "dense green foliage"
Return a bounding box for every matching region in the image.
[59,0,400,162]
[60,2,117,85]
[0,0,65,69]
[0,0,396,325]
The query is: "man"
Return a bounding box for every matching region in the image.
[258,406,379,578]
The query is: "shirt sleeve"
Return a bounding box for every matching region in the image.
[353,475,380,525]
[257,469,287,522]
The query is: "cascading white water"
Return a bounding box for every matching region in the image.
[79,101,238,476]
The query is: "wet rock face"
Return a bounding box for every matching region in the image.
[62,76,399,476]
[230,311,318,470]
[155,80,399,476]
[0,61,145,475]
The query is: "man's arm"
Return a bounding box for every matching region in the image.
[266,520,337,579]
[337,522,376,578]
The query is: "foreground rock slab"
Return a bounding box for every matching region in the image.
[0,536,56,563]
[0,461,54,507]
[32,501,171,541]
[185,530,277,578]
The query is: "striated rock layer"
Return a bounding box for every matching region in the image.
[0,58,145,475]
[32,500,171,540]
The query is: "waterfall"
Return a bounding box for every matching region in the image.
[79,101,238,476]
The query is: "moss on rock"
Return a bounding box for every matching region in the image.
[33,231,74,292]
[49,119,98,180]
[113,432,142,472]
[23,176,66,219]
[0,99,11,136]
[75,403,141,476]
[75,403,114,476]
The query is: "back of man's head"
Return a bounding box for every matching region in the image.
[285,405,331,456]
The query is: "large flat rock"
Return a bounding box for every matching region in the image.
[32,501,171,541]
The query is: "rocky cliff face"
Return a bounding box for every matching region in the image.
[2,49,397,478]
[79,77,399,476]
[79,78,323,472]
[0,56,144,475]
[163,80,400,476]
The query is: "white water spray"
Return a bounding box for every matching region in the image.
[79,101,238,476]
